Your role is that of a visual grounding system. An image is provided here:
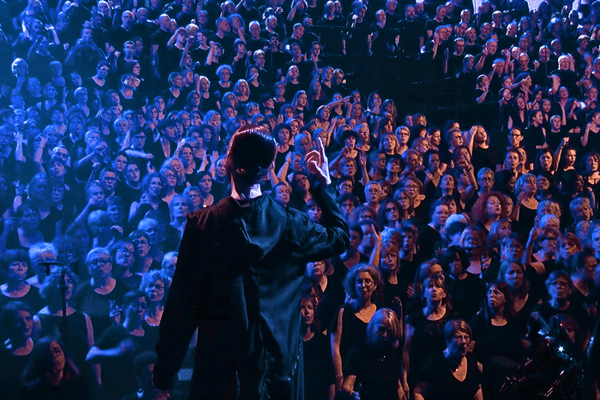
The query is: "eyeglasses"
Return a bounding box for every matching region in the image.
[356,278,374,287]
[149,283,165,291]
[164,173,177,178]
[130,301,148,310]
[117,248,134,255]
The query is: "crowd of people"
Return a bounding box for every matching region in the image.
[0,0,600,398]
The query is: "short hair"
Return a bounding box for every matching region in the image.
[40,267,78,301]
[343,263,383,303]
[0,249,30,275]
[139,270,171,302]
[29,242,57,263]
[443,319,472,343]
[1,301,32,331]
[225,125,277,185]
[122,289,149,309]
[545,270,573,291]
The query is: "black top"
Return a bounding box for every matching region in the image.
[304,331,336,400]
[344,344,402,400]
[420,352,482,400]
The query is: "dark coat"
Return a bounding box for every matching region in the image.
[153,184,349,400]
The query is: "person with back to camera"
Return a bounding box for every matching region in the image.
[152,125,350,400]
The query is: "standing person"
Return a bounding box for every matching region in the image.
[152,125,349,400]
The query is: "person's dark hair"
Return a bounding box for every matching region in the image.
[40,266,78,302]
[443,319,472,343]
[338,129,358,144]
[439,246,470,275]
[1,249,30,276]
[122,289,149,309]
[1,301,32,331]
[22,337,80,387]
[224,125,276,186]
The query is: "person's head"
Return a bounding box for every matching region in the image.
[484,281,513,319]
[472,191,507,225]
[515,173,537,196]
[440,245,470,278]
[1,301,33,342]
[159,251,177,279]
[343,263,383,304]
[40,266,77,304]
[571,249,597,280]
[555,232,582,264]
[85,247,112,282]
[498,260,529,294]
[122,290,149,325]
[421,273,450,307]
[545,270,573,301]
[225,125,276,189]
[138,218,162,246]
[459,225,487,250]
[365,308,402,350]
[379,241,399,276]
[22,337,79,386]
[443,319,472,357]
[140,269,171,305]
[1,249,30,284]
[142,172,167,199]
[570,197,593,223]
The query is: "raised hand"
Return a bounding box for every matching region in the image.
[304,137,330,185]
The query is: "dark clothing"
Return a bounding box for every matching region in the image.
[0,347,30,400]
[406,307,459,385]
[153,185,349,400]
[420,352,482,400]
[95,324,159,400]
[19,375,89,400]
[303,332,335,400]
[71,280,130,340]
[344,344,402,400]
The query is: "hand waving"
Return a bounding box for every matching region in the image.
[304,137,330,185]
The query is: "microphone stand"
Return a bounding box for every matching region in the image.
[40,261,76,345]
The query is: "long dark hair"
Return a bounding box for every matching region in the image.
[22,337,79,387]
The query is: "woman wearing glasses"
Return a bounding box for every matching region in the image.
[72,248,129,341]
[139,270,171,327]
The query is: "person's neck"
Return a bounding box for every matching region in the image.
[303,325,315,341]
[429,221,442,231]
[549,297,569,310]
[93,275,112,289]
[48,368,64,385]
[20,226,40,236]
[231,181,262,201]
[4,279,26,292]
[443,348,463,370]
[10,337,33,355]
[425,299,445,316]
[340,247,358,260]
[358,245,374,256]
[124,318,142,333]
